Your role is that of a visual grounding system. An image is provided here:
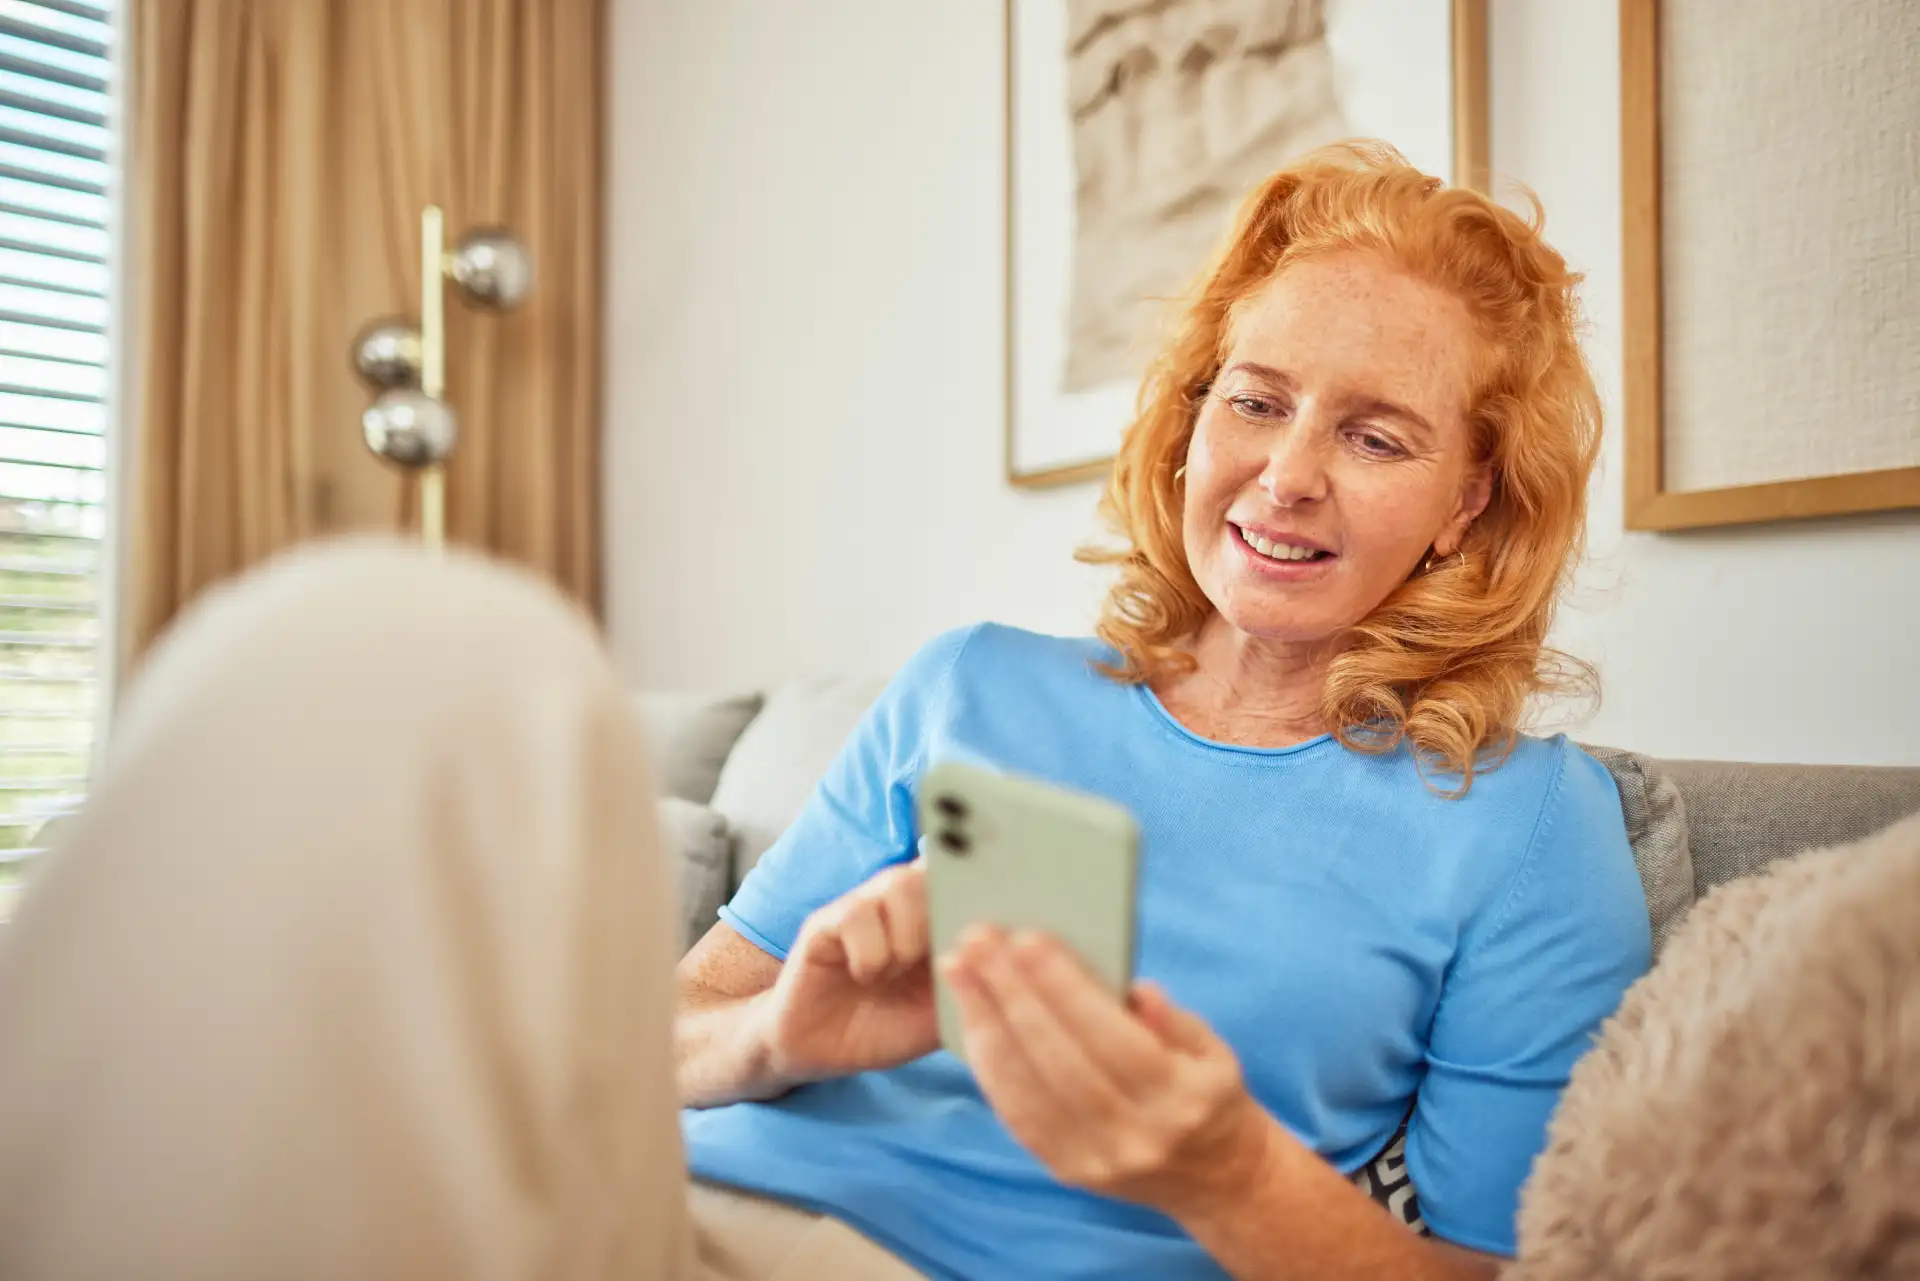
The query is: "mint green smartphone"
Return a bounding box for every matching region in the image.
[916,760,1140,1063]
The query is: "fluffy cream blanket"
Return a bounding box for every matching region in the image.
[1511,812,1920,1280]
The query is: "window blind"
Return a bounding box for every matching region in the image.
[0,0,114,915]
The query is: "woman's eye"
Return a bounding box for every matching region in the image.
[1349,428,1407,458]
[1227,394,1286,421]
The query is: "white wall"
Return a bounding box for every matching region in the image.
[602,2,1102,695]
[605,1,1920,767]
[1486,1,1920,766]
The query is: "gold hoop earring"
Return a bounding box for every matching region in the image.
[1422,548,1467,575]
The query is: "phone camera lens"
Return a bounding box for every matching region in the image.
[935,794,969,821]
[938,828,971,855]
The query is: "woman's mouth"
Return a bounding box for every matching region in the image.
[1232,524,1335,565]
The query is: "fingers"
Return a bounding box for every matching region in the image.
[948,933,1215,1098]
[941,946,1073,1133]
[943,931,1259,1209]
[1010,935,1171,1090]
[954,928,1133,1117]
[834,893,892,982]
[798,861,928,984]
[875,862,929,979]
[1129,981,1219,1055]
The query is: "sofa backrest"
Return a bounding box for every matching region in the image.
[1651,758,1920,894]
[668,681,1920,902]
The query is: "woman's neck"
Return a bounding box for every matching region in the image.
[1149,618,1335,749]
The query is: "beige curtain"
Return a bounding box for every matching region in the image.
[124,0,603,668]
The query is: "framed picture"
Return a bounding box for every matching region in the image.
[1620,0,1920,529]
[1004,0,1490,488]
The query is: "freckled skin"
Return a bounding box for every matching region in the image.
[1182,251,1490,651]
[1152,251,1496,747]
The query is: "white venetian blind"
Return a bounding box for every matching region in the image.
[0,0,114,913]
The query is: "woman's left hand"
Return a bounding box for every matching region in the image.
[940,926,1281,1219]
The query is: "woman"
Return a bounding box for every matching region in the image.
[0,145,1647,1281]
[672,144,1649,1279]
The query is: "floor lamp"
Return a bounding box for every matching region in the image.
[351,207,533,547]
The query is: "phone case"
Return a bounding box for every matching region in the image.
[916,759,1140,1064]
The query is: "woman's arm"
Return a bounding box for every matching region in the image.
[676,861,942,1109]
[1172,1117,1500,1281]
[941,927,1501,1281]
[673,629,974,1107]
[673,923,787,1109]
[1391,746,1651,1250]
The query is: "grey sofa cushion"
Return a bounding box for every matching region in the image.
[1583,747,1695,957]
[632,691,764,805]
[1654,760,1920,895]
[659,796,731,954]
[709,675,885,885]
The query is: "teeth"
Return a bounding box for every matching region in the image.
[1239,527,1321,562]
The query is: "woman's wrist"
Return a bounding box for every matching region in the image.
[676,990,793,1109]
[730,988,805,1099]
[1154,1094,1304,1229]
[1160,1108,1493,1281]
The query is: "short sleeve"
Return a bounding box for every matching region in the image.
[1406,743,1654,1254]
[717,626,978,960]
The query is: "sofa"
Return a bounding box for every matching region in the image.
[637,675,1920,959]
[640,675,1920,1268]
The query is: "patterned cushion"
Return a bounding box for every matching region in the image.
[1351,1117,1429,1237]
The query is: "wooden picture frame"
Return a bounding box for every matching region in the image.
[1620,0,1920,530]
[1004,0,1491,489]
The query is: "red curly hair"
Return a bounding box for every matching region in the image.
[1080,142,1601,792]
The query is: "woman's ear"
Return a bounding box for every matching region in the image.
[1436,464,1494,557]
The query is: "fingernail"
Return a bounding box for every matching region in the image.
[941,959,975,996]
[957,923,1003,953]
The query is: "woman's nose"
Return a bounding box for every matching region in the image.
[1259,422,1331,508]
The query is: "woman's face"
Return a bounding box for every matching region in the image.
[1181,251,1492,650]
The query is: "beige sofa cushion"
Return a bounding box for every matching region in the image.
[632,690,764,805]
[708,675,885,883]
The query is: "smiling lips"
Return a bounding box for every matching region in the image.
[1232,522,1335,565]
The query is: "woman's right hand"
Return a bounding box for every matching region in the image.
[753,860,940,1083]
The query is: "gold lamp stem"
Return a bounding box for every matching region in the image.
[419,205,447,549]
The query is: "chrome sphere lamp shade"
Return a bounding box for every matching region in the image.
[351,207,533,547]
